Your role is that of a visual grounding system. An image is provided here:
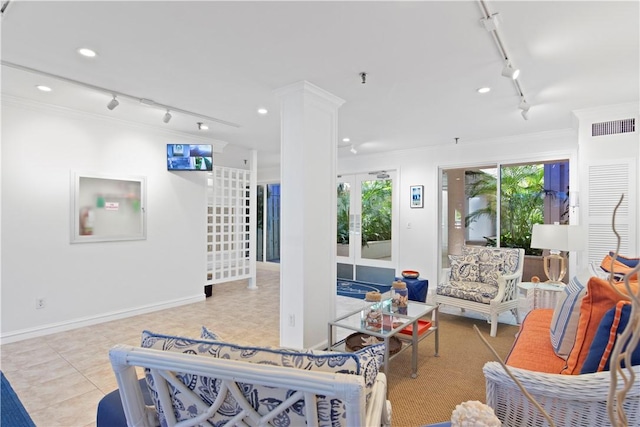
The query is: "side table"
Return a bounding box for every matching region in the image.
[518,282,565,312]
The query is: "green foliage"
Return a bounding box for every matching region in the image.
[361,180,392,245]
[465,165,544,255]
[336,179,392,246]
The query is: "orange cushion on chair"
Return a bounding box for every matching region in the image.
[506,309,566,373]
[561,276,638,374]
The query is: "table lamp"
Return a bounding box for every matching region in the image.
[530,223,584,284]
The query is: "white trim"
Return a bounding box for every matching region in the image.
[0,294,205,344]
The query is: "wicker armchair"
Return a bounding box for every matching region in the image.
[434,246,525,337]
[484,361,640,426]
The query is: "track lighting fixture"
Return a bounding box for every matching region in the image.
[1,61,241,128]
[350,145,358,154]
[197,122,208,131]
[163,110,172,123]
[107,95,119,110]
[501,63,520,80]
[518,98,530,120]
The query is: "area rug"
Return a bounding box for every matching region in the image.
[385,312,519,426]
[336,279,391,299]
[1,371,36,427]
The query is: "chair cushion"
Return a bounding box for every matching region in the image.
[581,301,640,374]
[549,275,587,359]
[140,331,383,427]
[505,309,566,373]
[561,277,638,374]
[96,378,153,427]
[436,280,498,303]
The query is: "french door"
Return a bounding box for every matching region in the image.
[337,171,397,279]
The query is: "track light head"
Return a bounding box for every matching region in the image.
[163,110,172,123]
[350,145,357,154]
[107,96,119,110]
[521,109,529,120]
[197,122,208,131]
[518,99,531,112]
[501,64,520,80]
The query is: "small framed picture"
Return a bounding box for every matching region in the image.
[410,185,424,208]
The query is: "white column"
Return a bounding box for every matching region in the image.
[275,81,345,349]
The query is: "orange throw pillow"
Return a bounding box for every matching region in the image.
[561,276,638,374]
[600,254,638,281]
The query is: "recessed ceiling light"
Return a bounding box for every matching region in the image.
[477,87,491,94]
[77,48,97,58]
[36,85,52,92]
[257,108,268,115]
[342,137,350,143]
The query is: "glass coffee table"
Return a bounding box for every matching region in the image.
[328,299,439,378]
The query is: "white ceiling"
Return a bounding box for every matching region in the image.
[2,1,639,169]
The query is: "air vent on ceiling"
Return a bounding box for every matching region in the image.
[592,118,635,137]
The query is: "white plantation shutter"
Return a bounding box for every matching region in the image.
[585,159,636,263]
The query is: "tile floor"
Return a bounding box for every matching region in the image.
[1,266,529,427]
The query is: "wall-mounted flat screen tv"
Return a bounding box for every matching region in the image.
[167,144,213,171]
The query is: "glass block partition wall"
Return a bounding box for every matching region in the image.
[207,166,252,283]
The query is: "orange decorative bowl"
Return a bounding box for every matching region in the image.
[401,270,420,279]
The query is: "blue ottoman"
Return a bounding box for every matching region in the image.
[96,378,153,427]
[395,277,429,302]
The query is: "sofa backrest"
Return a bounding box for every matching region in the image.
[131,331,383,427]
[109,341,383,427]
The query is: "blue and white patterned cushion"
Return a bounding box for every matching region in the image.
[437,280,499,303]
[550,275,587,359]
[200,326,220,341]
[449,254,479,282]
[140,331,383,427]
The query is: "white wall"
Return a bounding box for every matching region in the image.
[0,97,249,343]
[338,129,579,289]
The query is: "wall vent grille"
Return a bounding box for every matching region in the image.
[592,118,635,137]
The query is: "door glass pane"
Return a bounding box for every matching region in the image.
[337,181,351,257]
[266,184,280,263]
[256,185,264,261]
[499,164,544,253]
[361,177,392,261]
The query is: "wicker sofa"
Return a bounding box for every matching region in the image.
[106,330,392,427]
[483,273,640,426]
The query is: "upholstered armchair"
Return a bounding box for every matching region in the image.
[434,246,525,337]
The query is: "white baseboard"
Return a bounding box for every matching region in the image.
[0,294,205,344]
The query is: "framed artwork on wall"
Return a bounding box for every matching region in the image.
[70,171,147,243]
[410,185,424,208]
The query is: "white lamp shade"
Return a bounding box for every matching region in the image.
[530,224,585,252]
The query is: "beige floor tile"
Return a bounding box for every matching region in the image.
[29,388,104,427]
[19,370,99,413]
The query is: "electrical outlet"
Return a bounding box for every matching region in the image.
[288,314,295,326]
[36,298,45,309]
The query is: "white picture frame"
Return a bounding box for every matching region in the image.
[70,171,147,243]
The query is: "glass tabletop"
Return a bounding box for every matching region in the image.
[330,298,435,338]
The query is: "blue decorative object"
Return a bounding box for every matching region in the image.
[337,280,391,299]
[394,276,429,302]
